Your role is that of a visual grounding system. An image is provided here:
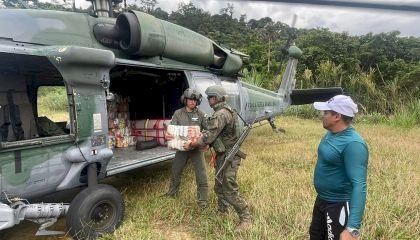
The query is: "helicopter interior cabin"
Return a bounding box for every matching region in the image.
[104,65,189,174]
[0,53,70,147]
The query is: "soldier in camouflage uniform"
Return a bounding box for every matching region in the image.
[185,85,251,232]
[164,88,209,209]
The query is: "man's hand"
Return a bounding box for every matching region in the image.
[340,230,358,240]
[199,145,209,152]
[183,138,200,151]
[183,140,192,151]
[165,132,174,141]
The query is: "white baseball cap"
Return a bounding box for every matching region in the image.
[313,95,358,117]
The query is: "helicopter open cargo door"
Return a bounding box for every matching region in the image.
[105,64,191,175]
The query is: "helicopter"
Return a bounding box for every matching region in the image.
[0,0,415,239]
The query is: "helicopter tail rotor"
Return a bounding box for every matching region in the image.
[281,14,298,55]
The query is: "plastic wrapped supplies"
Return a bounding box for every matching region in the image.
[166,125,201,151]
[107,94,134,149]
[106,92,172,150]
[132,119,171,146]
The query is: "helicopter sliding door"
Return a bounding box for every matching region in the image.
[219,76,243,115]
[189,71,221,115]
[189,72,244,118]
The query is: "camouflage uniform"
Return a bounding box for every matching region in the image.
[197,101,250,222]
[166,106,208,208]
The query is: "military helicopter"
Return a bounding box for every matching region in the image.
[0,0,415,239]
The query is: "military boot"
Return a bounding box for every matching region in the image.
[217,198,229,215]
[217,207,229,215]
[162,189,178,198]
[198,201,209,211]
[234,219,252,233]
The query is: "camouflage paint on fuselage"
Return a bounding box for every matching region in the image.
[0,139,73,198]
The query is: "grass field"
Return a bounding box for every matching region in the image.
[1,116,418,240]
[95,116,419,240]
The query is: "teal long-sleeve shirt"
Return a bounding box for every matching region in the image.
[314,126,369,229]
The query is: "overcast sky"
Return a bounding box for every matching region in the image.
[74,0,420,37]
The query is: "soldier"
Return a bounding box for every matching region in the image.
[164,88,209,210]
[184,85,251,232]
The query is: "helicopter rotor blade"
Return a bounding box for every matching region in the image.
[230,0,420,12]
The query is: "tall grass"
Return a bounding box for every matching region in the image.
[388,99,420,128]
[283,105,320,119]
[38,86,68,112]
[294,59,420,116]
[37,86,69,122]
[95,117,418,240]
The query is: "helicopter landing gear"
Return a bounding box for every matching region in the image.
[66,164,124,239]
[268,118,286,133]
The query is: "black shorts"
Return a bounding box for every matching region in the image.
[309,197,350,240]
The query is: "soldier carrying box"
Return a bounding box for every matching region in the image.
[163,88,209,210]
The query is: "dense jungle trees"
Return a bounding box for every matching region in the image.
[151,2,420,117]
[1,0,419,119]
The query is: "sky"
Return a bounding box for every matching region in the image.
[71,0,420,37]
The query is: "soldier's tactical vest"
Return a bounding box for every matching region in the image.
[213,103,238,151]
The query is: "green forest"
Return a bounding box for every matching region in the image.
[2,0,419,126]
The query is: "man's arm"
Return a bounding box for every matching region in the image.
[343,141,369,229]
[199,110,208,131]
[190,110,231,149]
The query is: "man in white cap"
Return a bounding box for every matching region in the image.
[310,95,369,240]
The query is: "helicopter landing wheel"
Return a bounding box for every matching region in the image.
[66,184,124,240]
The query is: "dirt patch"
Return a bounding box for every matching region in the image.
[153,221,195,240]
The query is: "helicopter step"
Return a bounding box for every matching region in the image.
[106,146,175,176]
